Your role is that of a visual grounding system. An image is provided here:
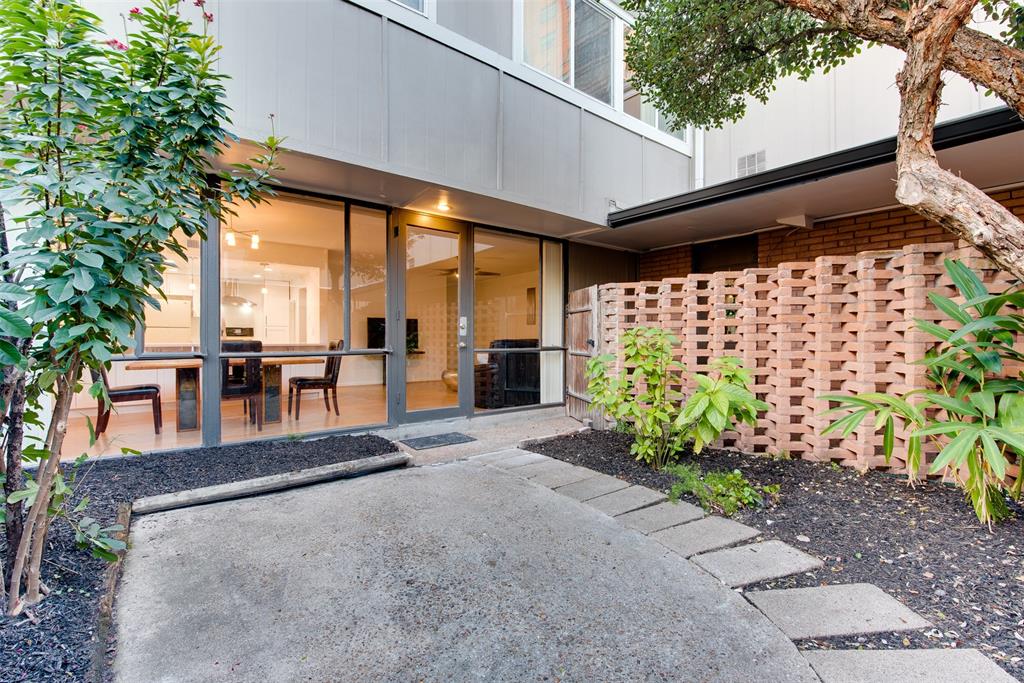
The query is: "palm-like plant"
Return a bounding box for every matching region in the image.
[823,259,1024,525]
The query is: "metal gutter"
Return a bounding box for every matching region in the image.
[607,107,1024,228]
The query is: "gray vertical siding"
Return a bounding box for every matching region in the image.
[387,24,500,189]
[581,112,644,218]
[500,77,582,213]
[642,139,692,203]
[212,0,690,225]
[436,0,513,58]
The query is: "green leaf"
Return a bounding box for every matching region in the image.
[979,430,1007,480]
[945,258,988,305]
[0,307,31,338]
[0,339,23,366]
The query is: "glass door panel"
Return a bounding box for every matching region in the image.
[404,224,464,414]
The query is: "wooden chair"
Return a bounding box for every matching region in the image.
[92,367,162,435]
[221,340,264,431]
[288,340,343,420]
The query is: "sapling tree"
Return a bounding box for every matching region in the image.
[587,327,767,469]
[0,0,279,615]
[623,0,1024,280]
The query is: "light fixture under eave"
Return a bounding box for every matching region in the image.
[251,233,260,250]
[437,200,451,212]
[224,230,236,247]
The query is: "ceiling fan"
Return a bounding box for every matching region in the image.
[434,267,501,277]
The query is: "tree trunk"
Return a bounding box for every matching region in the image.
[6,359,79,615]
[891,1,1024,281]
[4,374,27,588]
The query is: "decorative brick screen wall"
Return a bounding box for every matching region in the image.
[589,241,1021,482]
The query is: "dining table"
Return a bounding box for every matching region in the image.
[125,356,326,432]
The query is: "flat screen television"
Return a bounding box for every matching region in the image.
[367,317,418,352]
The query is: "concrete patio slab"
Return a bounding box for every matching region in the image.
[513,458,579,479]
[584,485,666,516]
[691,540,823,587]
[615,500,704,534]
[115,462,818,683]
[651,516,761,558]
[553,472,631,501]
[803,649,1017,683]
[492,451,551,469]
[747,584,932,640]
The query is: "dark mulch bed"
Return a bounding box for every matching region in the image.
[0,434,396,683]
[530,430,1024,679]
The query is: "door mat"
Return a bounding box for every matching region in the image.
[400,432,477,450]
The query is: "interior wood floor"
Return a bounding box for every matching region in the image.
[64,381,455,459]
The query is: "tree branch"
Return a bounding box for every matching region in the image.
[776,0,1024,117]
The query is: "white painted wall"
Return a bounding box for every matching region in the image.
[701,41,1004,187]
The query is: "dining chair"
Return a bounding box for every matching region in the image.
[91,366,162,436]
[221,340,264,431]
[288,340,343,420]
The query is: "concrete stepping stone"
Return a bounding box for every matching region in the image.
[493,452,550,469]
[747,584,932,639]
[691,540,823,587]
[530,464,597,489]
[514,460,596,489]
[470,449,529,464]
[615,500,703,534]
[553,473,630,501]
[585,485,666,517]
[651,516,760,558]
[803,649,1017,683]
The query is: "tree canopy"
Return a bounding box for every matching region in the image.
[623,0,1024,282]
[624,0,1023,132]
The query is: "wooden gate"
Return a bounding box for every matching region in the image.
[565,285,605,426]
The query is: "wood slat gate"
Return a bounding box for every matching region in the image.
[565,285,605,427]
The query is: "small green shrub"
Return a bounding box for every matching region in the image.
[822,259,1024,525]
[665,462,780,516]
[587,328,767,469]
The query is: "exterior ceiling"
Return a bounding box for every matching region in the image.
[218,141,604,241]
[583,108,1024,252]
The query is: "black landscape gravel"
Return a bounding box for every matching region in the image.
[529,429,1024,679]
[0,434,396,683]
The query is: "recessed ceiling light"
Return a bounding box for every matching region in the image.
[437,201,451,212]
[253,273,262,278]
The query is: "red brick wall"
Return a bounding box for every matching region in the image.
[758,188,1024,267]
[638,244,691,280]
[635,187,1024,277]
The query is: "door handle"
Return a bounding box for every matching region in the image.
[458,342,467,349]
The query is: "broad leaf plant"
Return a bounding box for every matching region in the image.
[823,259,1024,525]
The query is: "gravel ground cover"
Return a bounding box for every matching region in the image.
[529,429,1024,679]
[0,434,396,683]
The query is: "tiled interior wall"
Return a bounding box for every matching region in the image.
[593,241,1021,483]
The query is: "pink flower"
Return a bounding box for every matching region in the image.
[203,11,213,22]
[193,0,205,6]
[129,7,140,14]
[106,38,128,51]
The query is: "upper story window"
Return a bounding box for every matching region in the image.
[622,27,686,142]
[522,0,613,106]
[523,0,571,83]
[391,0,425,14]
[573,0,613,104]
